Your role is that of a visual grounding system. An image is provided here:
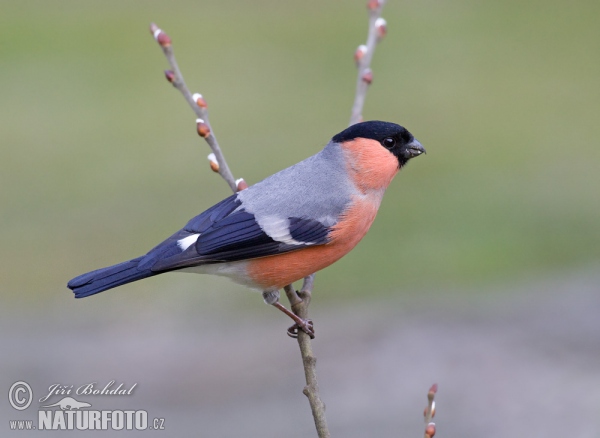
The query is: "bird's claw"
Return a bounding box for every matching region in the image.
[287,319,315,339]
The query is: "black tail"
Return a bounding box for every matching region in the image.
[67,256,156,298]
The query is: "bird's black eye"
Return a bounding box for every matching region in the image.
[382,137,396,148]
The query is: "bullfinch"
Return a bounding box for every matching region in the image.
[68,120,425,336]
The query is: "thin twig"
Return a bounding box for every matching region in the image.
[289,275,330,438]
[423,384,438,438]
[349,0,387,125]
[149,23,238,193]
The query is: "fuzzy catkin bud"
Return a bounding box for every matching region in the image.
[196,119,210,138]
[150,24,171,47]
[192,93,208,108]
[207,153,219,172]
[164,70,175,83]
[375,17,387,39]
[354,45,367,64]
[367,0,381,11]
[236,178,249,191]
[425,423,436,438]
[157,32,171,47]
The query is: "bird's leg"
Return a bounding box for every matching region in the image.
[263,290,315,339]
[274,302,315,339]
[282,284,315,339]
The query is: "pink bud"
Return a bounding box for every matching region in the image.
[236,178,249,191]
[429,383,438,395]
[157,32,171,47]
[207,153,219,172]
[425,423,436,438]
[375,17,387,39]
[367,0,381,11]
[354,45,367,63]
[192,93,207,108]
[164,70,175,83]
[362,69,373,84]
[150,24,171,47]
[196,119,210,138]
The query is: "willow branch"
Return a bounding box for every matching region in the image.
[349,0,387,125]
[149,23,239,193]
[288,275,330,438]
[423,384,438,438]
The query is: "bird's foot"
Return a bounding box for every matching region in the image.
[271,299,316,339]
[287,319,315,339]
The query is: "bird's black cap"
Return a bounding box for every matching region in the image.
[332,120,425,166]
[332,120,409,143]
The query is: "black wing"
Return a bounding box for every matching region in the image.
[68,195,333,297]
[147,196,331,272]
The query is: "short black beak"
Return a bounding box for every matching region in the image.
[399,138,425,165]
[407,139,426,157]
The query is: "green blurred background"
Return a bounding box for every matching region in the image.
[1,1,599,437]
